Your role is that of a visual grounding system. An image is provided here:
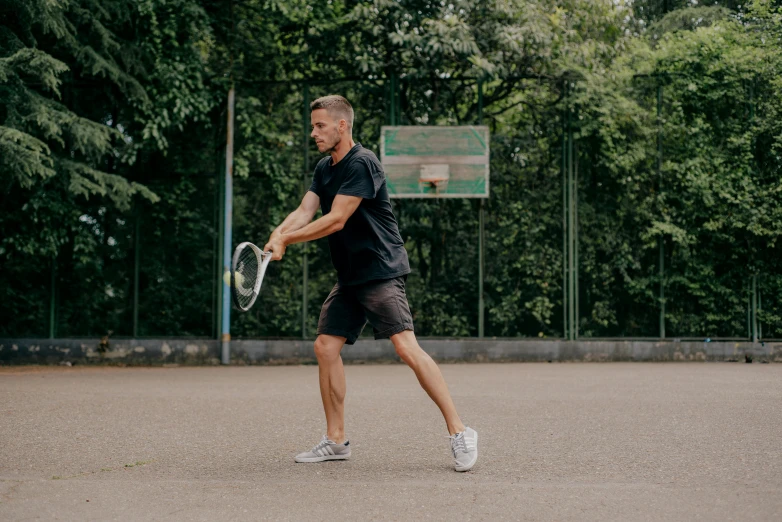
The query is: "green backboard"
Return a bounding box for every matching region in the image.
[380,126,490,198]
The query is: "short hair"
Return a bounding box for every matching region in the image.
[310,95,354,130]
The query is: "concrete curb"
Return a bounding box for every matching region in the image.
[1,338,780,365]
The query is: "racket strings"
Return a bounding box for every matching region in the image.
[231,242,269,311]
[234,247,260,308]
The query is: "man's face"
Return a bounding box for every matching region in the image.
[311,108,343,154]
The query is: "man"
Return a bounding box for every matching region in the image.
[264,95,478,472]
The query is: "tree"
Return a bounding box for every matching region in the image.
[2,0,780,340]
[0,0,214,336]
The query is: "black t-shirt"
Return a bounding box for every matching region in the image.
[309,144,410,285]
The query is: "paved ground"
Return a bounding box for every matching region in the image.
[0,363,780,521]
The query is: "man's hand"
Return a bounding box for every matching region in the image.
[264,236,287,261]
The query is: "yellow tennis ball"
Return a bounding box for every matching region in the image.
[224,271,245,287]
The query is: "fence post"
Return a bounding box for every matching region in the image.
[133,210,140,337]
[574,138,579,340]
[657,84,666,339]
[221,87,235,364]
[49,254,56,339]
[302,83,310,339]
[562,81,568,340]
[746,277,752,339]
[478,80,485,338]
[567,86,576,340]
[758,288,762,340]
[752,274,758,343]
[478,200,485,338]
[749,84,757,344]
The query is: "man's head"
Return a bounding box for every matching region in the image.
[310,95,354,154]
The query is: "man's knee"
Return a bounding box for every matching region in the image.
[392,331,421,362]
[314,335,343,361]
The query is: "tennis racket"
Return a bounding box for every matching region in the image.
[229,242,272,312]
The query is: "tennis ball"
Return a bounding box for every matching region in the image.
[223,271,245,287]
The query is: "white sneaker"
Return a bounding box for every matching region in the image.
[294,435,351,463]
[450,427,478,471]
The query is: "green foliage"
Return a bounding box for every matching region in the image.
[2,0,780,340]
[0,0,214,336]
[564,1,782,336]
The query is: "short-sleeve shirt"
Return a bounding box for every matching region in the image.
[309,143,410,285]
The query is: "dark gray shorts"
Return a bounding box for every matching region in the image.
[317,276,414,345]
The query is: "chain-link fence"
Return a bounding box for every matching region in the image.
[2,71,778,341]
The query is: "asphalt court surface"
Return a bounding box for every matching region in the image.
[1,363,780,521]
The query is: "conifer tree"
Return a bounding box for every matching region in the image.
[0,0,157,216]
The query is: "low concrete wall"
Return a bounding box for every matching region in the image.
[1,338,780,365]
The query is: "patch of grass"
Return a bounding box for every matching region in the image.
[52,476,62,480]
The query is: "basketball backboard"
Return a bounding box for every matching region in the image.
[380,126,490,198]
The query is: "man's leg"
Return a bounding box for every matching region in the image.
[314,334,348,443]
[294,332,352,463]
[390,330,465,436]
[360,277,478,470]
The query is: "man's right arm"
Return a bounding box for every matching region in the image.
[268,190,320,243]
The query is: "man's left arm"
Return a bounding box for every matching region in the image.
[266,195,362,260]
